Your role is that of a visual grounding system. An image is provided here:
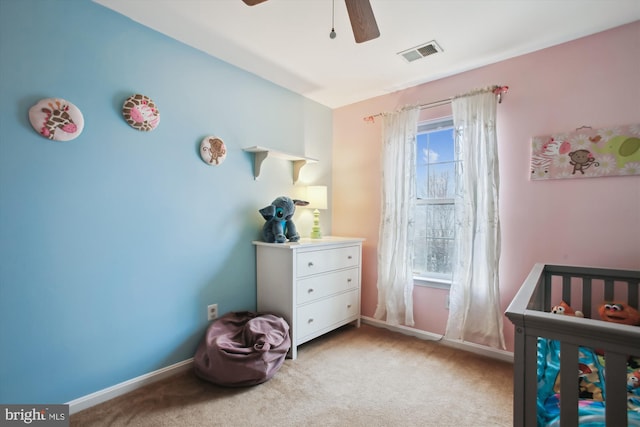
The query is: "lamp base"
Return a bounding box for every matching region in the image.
[310,208,322,239]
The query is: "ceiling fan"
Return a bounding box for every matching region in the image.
[241,0,380,43]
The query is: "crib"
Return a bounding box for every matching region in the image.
[505,263,640,427]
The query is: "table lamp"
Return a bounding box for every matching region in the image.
[306,186,327,239]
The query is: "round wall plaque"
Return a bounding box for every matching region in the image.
[122,94,160,131]
[28,98,84,141]
[200,136,227,166]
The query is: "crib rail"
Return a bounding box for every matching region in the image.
[506,263,640,427]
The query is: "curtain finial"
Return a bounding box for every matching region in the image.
[493,86,509,103]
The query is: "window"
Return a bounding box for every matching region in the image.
[414,118,457,285]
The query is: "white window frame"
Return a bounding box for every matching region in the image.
[413,117,456,289]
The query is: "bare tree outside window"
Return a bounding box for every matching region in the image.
[414,119,456,281]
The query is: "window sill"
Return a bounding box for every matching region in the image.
[413,276,451,289]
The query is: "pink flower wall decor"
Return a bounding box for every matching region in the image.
[530,124,640,180]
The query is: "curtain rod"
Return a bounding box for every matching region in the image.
[363,85,509,123]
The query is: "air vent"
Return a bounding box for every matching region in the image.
[398,40,443,63]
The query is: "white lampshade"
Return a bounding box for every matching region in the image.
[306,186,328,210]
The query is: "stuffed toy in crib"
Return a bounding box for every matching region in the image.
[551,301,584,317]
[550,300,640,325]
[598,301,640,326]
[259,196,308,243]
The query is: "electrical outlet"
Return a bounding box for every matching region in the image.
[207,304,218,321]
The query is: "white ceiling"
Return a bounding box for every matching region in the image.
[94,0,640,109]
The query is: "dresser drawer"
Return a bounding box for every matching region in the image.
[296,290,359,341]
[296,268,359,305]
[296,245,359,277]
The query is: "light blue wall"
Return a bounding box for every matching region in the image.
[0,0,332,403]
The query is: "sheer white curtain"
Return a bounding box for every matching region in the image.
[374,108,419,326]
[445,88,505,349]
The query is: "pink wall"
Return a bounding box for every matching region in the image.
[332,22,640,352]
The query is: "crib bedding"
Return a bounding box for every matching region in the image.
[537,338,640,427]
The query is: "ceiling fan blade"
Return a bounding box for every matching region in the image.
[242,0,268,5]
[344,0,380,43]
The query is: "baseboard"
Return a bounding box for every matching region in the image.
[66,358,194,415]
[67,319,512,414]
[361,316,514,363]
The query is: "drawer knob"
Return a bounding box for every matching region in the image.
[347,278,352,283]
[347,304,352,308]
[308,262,314,267]
[308,288,314,293]
[308,318,314,324]
[347,255,352,259]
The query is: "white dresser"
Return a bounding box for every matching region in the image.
[253,236,364,359]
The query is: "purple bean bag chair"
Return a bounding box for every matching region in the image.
[194,311,291,387]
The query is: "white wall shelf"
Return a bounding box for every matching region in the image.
[243,146,318,184]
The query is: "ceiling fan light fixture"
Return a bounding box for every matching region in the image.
[241,0,379,44]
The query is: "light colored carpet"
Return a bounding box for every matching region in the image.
[71,324,513,426]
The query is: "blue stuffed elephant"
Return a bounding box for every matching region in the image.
[259,196,308,243]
